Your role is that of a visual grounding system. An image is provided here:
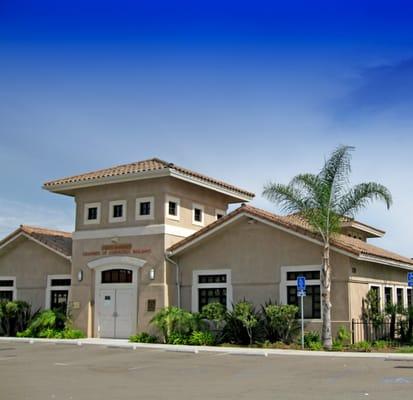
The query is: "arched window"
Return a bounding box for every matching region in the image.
[101,269,133,284]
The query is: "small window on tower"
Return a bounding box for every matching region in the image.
[136,197,154,220]
[194,208,202,222]
[88,207,98,220]
[166,196,180,220]
[169,201,177,216]
[84,203,101,224]
[192,203,204,225]
[113,204,123,218]
[140,202,151,216]
[109,200,127,223]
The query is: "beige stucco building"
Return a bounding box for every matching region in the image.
[0,158,412,340]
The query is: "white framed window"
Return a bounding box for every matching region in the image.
[368,284,382,312]
[369,283,409,311]
[0,276,16,301]
[84,202,101,225]
[396,286,405,308]
[109,200,127,223]
[384,286,393,308]
[407,288,412,308]
[45,275,71,312]
[165,195,180,221]
[191,269,232,313]
[280,265,322,321]
[215,209,226,220]
[192,203,204,226]
[136,197,154,220]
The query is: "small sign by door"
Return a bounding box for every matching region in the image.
[104,295,111,306]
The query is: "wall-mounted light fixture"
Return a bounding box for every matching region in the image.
[77,270,84,282]
[149,268,155,280]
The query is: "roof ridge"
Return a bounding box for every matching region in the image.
[43,158,169,187]
[20,225,72,237]
[43,158,255,199]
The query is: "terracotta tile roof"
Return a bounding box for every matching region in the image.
[168,204,413,267]
[0,225,72,258]
[43,158,254,199]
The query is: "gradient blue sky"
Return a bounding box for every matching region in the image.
[1,1,412,255]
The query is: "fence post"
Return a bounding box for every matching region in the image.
[351,319,355,344]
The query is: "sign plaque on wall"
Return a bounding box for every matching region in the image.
[82,244,151,257]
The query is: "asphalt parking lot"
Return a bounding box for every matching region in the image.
[0,342,412,400]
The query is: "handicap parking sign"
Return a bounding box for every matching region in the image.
[408,272,413,287]
[297,276,306,296]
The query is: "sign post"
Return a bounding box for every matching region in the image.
[408,272,413,287]
[297,276,306,350]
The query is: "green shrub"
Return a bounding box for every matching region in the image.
[201,302,226,322]
[17,309,55,337]
[18,326,85,339]
[385,303,397,341]
[189,330,215,346]
[397,346,413,353]
[150,307,200,343]
[372,340,392,350]
[234,301,259,345]
[222,301,263,345]
[332,341,344,351]
[303,331,321,349]
[262,302,299,344]
[16,309,84,339]
[0,300,32,337]
[308,341,323,351]
[61,329,85,339]
[363,289,384,327]
[129,332,158,343]
[335,325,351,345]
[167,332,191,345]
[399,306,413,344]
[332,326,351,351]
[351,341,372,352]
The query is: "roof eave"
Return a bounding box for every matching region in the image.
[167,208,413,270]
[0,231,72,261]
[341,221,385,238]
[169,169,254,202]
[42,169,170,196]
[357,254,413,271]
[43,168,254,201]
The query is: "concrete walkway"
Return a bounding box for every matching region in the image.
[1,336,413,359]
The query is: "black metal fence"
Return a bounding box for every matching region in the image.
[351,319,394,343]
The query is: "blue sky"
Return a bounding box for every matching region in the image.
[1,0,413,256]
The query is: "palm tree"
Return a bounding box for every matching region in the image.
[262,145,392,349]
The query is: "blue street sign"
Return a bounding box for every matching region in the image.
[297,276,307,350]
[297,276,306,291]
[408,272,413,287]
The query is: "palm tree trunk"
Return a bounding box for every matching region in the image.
[321,241,333,349]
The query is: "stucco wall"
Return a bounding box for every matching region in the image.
[0,237,71,311]
[174,216,351,326]
[348,258,411,320]
[70,233,168,336]
[70,174,238,336]
[74,176,230,232]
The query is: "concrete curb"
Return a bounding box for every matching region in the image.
[1,336,413,360]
